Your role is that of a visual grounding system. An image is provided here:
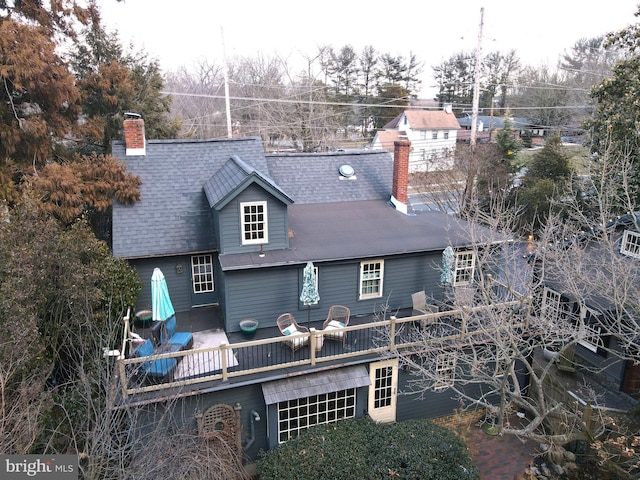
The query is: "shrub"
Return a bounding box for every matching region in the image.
[256,417,478,480]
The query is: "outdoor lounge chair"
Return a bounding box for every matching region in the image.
[151,315,194,352]
[276,313,309,352]
[133,338,178,382]
[322,305,350,345]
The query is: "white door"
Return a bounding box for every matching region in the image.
[368,359,398,423]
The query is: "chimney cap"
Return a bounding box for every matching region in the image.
[124,112,142,119]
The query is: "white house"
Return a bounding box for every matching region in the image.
[370,106,460,172]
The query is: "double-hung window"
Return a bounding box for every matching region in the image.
[359,260,384,299]
[241,201,268,245]
[191,255,214,293]
[579,307,604,353]
[453,251,475,286]
[434,354,456,390]
[541,287,562,322]
[621,230,640,259]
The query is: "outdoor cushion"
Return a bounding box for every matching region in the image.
[153,315,194,350]
[283,325,298,336]
[326,320,345,329]
[324,321,346,340]
[134,339,178,379]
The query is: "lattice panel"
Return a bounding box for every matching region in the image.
[197,404,241,456]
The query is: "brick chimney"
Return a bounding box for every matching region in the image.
[390,139,411,214]
[123,114,146,156]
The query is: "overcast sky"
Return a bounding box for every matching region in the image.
[98,1,640,98]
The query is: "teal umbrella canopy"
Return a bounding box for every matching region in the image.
[441,246,455,286]
[151,268,175,322]
[300,262,320,306]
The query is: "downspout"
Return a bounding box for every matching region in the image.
[243,410,261,450]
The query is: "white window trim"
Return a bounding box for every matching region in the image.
[191,254,214,293]
[276,388,357,443]
[621,230,640,259]
[434,353,456,391]
[453,251,475,286]
[578,306,603,353]
[541,287,562,322]
[359,260,384,300]
[240,201,268,245]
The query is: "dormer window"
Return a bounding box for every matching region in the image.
[241,201,268,245]
[620,230,640,258]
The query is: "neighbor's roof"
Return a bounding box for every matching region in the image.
[384,110,461,130]
[219,200,485,271]
[457,116,538,129]
[372,130,407,151]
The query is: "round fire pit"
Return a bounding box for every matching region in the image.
[239,318,259,338]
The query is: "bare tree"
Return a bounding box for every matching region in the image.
[389,150,640,474]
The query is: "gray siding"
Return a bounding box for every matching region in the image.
[575,337,626,390]
[132,254,217,313]
[222,252,446,332]
[393,357,531,422]
[218,185,289,255]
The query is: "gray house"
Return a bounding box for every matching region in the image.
[111,119,524,464]
[112,121,478,332]
[537,213,640,400]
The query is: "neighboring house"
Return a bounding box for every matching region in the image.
[457,115,544,144]
[370,106,460,172]
[111,120,522,463]
[536,213,640,400]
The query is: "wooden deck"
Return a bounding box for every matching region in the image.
[113,294,526,406]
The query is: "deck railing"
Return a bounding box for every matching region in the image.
[117,294,526,398]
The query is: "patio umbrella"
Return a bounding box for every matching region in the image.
[300,261,320,327]
[440,246,455,304]
[440,246,455,286]
[151,268,175,345]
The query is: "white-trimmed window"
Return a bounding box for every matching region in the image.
[621,230,640,259]
[453,251,475,286]
[434,353,456,391]
[541,287,562,322]
[579,307,604,353]
[432,131,438,140]
[359,260,384,299]
[420,130,427,140]
[277,389,356,443]
[191,255,214,293]
[240,201,268,245]
[444,131,450,140]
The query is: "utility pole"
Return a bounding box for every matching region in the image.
[221,27,232,139]
[463,7,484,214]
[470,7,484,149]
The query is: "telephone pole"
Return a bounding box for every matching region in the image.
[470,7,484,149]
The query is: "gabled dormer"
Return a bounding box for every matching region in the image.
[204,155,293,255]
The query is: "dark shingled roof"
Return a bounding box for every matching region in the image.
[113,136,489,266]
[219,200,479,271]
[265,150,392,204]
[203,155,292,209]
[112,136,267,258]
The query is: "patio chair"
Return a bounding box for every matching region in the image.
[276,313,309,352]
[322,305,350,345]
[412,291,438,327]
